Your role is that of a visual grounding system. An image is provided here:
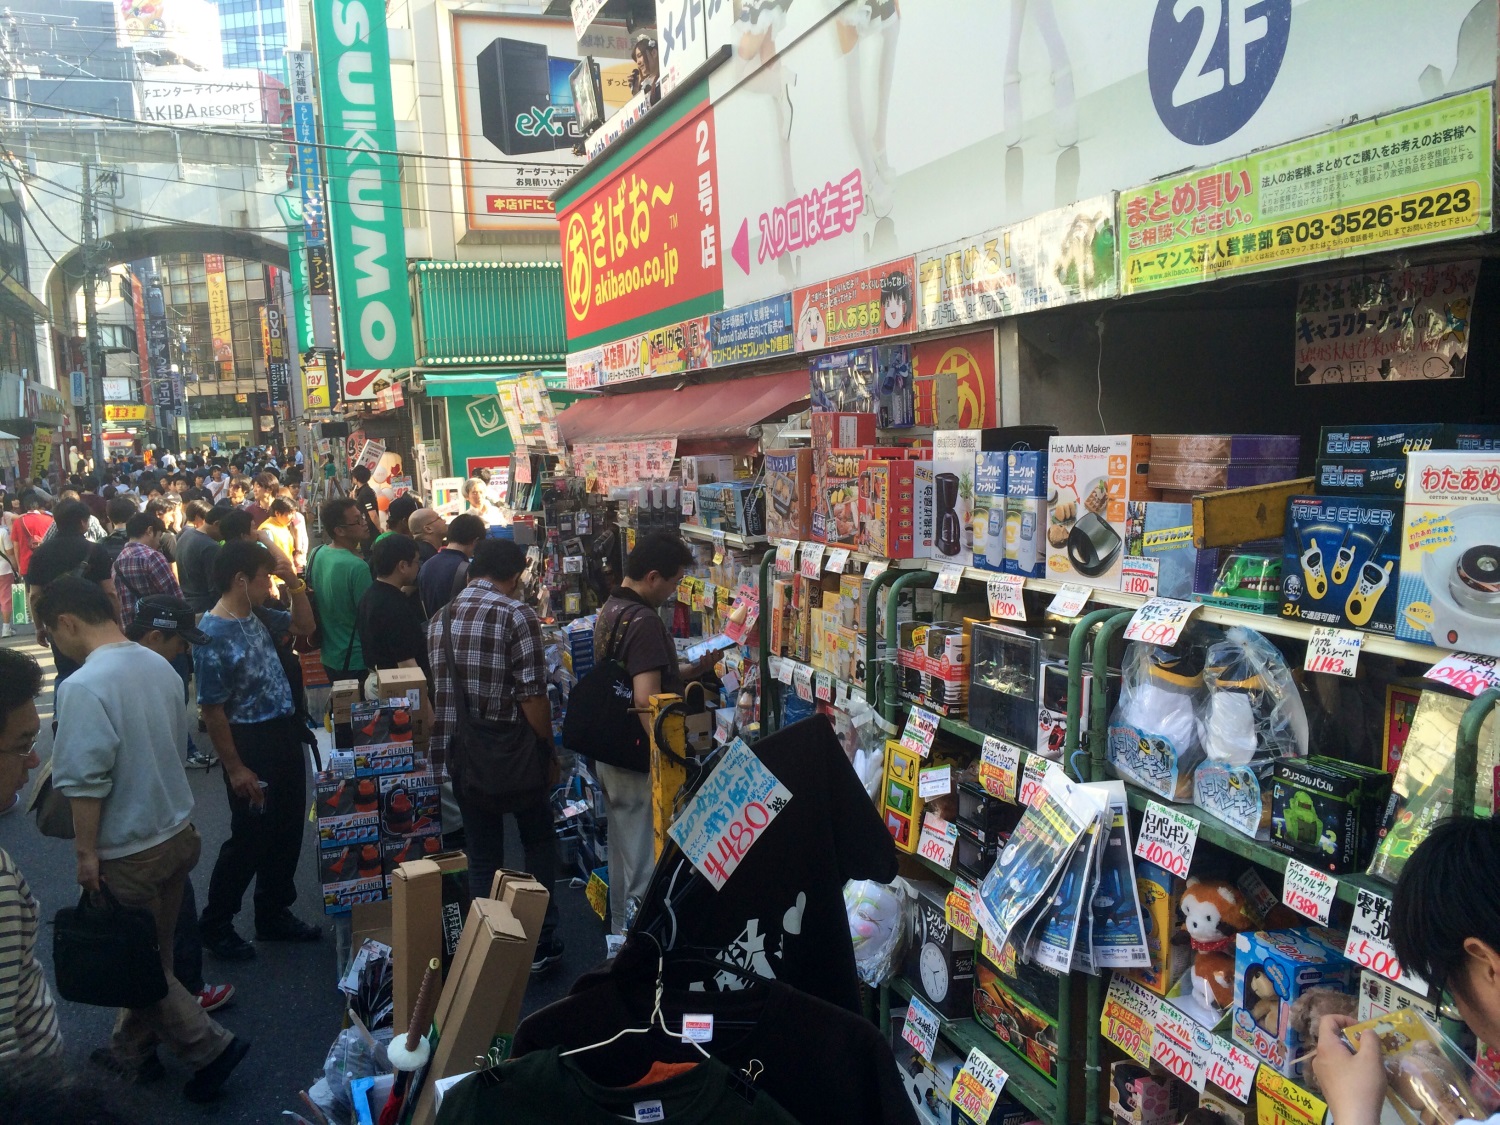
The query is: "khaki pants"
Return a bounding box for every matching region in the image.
[101,825,233,1070]
[595,762,655,934]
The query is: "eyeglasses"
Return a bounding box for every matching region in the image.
[340,521,367,530]
[0,738,37,759]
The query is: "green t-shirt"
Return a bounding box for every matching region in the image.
[309,544,372,672]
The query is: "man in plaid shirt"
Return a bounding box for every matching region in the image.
[427,538,563,974]
[112,513,183,625]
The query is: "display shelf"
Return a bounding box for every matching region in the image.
[679,523,768,550]
[773,657,866,707]
[887,977,1058,1124]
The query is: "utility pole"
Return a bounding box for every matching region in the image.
[79,159,105,471]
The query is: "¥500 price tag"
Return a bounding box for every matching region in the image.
[1282,859,1337,925]
[950,1048,1008,1124]
[1345,887,1427,994]
[1305,627,1362,678]
[799,542,825,579]
[1134,801,1200,878]
[986,575,1027,621]
[1046,584,1090,618]
[901,995,940,1063]
[978,736,1020,802]
[900,706,941,758]
[935,563,965,594]
[1123,597,1200,647]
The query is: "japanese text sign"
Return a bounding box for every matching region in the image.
[1282,859,1338,926]
[1425,650,1500,697]
[900,706,941,758]
[978,736,1020,802]
[916,814,957,869]
[1345,887,1427,993]
[1134,801,1200,878]
[901,995,940,1063]
[1123,597,1200,647]
[950,1048,1007,1123]
[1304,627,1363,678]
[667,739,792,889]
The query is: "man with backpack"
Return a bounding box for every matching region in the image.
[10,493,52,582]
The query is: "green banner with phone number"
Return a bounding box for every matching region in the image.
[1120,87,1493,295]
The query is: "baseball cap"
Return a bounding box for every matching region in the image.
[133,595,210,646]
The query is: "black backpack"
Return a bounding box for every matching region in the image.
[562,607,651,773]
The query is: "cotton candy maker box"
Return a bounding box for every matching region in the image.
[1066,511,1122,577]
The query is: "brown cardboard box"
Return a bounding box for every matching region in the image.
[376,667,433,739]
[331,679,362,723]
[489,871,549,1034]
[390,851,468,1032]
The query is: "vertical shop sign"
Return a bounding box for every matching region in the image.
[127,262,156,411]
[1293,262,1477,385]
[142,270,173,419]
[263,305,290,410]
[313,0,415,370]
[285,50,326,247]
[205,254,234,375]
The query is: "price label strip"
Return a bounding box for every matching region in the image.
[1046,584,1090,618]
[1425,650,1500,697]
[774,540,797,575]
[1134,801,1200,878]
[978,736,1020,802]
[824,547,851,574]
[1017,755,1051,808]
[899,705,941,758]
[1345,887,1428,994]
[945,879,978,940]
[1120,555,1161,597]
[901,995,941,1063]
[799,542,825,579]
[1304,626,1363,679]
[1282,859,1338,926]
[864,559,889,581]
[934,563,965,594]
[949,1048,1008,1125]
[916,813,957,869]
[918,765,952,800]
[667,738,792,890]
[1205,1037,1259,1104]
[1123,597,1201,647]
[986,575,1027,622]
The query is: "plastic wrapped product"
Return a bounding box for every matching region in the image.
[1199,627,1309,767]
[1107,627,1217,801]
[845,878,912,987]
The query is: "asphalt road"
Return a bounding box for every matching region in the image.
[0,629,607,1123]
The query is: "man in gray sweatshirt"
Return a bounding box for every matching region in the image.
[42,576,250,1103]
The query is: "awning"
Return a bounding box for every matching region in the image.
[557,369,809,445]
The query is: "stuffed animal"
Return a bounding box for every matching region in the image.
[1287,987,1357,1094]
[1244,964,1281,1035]
[1176,876,1256,1010]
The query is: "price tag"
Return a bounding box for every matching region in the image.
[901,995,941,1062]
[934,563,965,594]
[814,672,833,702]
[712,532,726,565]
[1120,555,1161,597]
[1282,859,1337,925]
[1046,584,1090,618]
[916,813,957,869]
[799,542,825,579]
[1424,650,1500,697]
[1101,976,1160,1066]
[949,1048,1008,1124]
[945,879,978,940]
[1123,597,1200,647]
[918,765,952,799]
[774,540,797,575]
[986,575,1027,621]
[1206,1037,1259,1104]
[700,582,718,611]
[1017,755,1050,807]
[667,738,791,890]
[1304,626,1363,678]
[824,547,851,574]
[1257,1065,1328,1125]
[864,559,889,581]
[793,663,814,702]
[681,1014,714,1043]
[1152,1004,1212,1092]
[899,706,941,758]
[1345,887,1427,993]
[978,736,1020,802]
[1134,801,1200,878]
[776,657,795,685]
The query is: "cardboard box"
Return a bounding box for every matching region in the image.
[390,852,470,1032]
[1045,435,1157,589]
[1280,495,1402,634]
[1233,928,1354,1084]
[1397,451,1500,656]
[764,448,812,541]
[375,667,432,740]
[1319,424,1444,457]
[932,430,982,566]
[1109,1060,1179,1125]
[972,452,1007,573]
[488,871,550,1037]
[680,454,735,488]
[858,457,918,558]
[1313,457,1408,496]
[810,412,876,542]
[1125,860,1187,996]
[331,679,362,723]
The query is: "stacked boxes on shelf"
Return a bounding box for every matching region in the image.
[1148,433,1301,499]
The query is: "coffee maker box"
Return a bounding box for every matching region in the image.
[972,452,1007,573]
[1045,435,1157,590]
[932,430,982,567]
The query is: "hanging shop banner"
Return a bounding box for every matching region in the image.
[285,51,325,247]
[1293,262,1478,385]
[449,14,637,233]
[600,335,643,383]
[916,196,1118,331]
[140,66,262,125]
[303,356,331,411]
[709,294,794,367]
[572,439,678,490]
[30,426,52,481]
[262,305,290,410]
[793,257,915,352]
[709,0,1491,310]
[103,405,147,422]
[205,254,234,375]
[314,0,415,370]
[1120,88,1493,295]
[567,347,604,390]
[561,100,722,347]
[141,269,172,418]
[126,261,153,410]
[642,316,712,378]
[912,330,998,430]
[571,0,606,41]
[286,231,315,354]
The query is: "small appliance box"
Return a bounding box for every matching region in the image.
[1003,450,1048,580]
[764,447,812,541]
[810,412,876,542]
[1396,451,1500,657]
[904,879,976,1019]
[858,457,918,558]
[1279,495,1403,634]
[1232,928,1354,1084]
[931,430,982,566]
[971,452,1007,573]
[1045,435,1157,590]
[1109,1060,1179,1125]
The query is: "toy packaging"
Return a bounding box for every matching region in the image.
[1269,756,1391,874]
[1198,552,1283,615]
[1090,782,1151,970]
[1125,502,1221,600]
[972,452,1008,573]
[972,946,1061,1083]
[1338,1007,1500,1125]
[1046,435,1157,589]
[1232,928,1355,1083]
[316,774,381,849]
[1108,630,1214,802]
[809,344,915,429]
[932,430,982,566]
[1280,495,1403,634]
[1397,451,1500,656]
[1357,969,1439,1023]
[1318,424,1445,457]
[1109,1060,1179,1125]
[890,1025,964,1125]
[810,412,876,543]
[1124,860,1188,996]
[1314,457,1408,496]
[764,447,812,541]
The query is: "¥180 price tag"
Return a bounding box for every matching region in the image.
[949,1048,1008,1124]
[1046,584,1090,618]
[1345,887,1427,994]
[823,547,851,574]
[1134,801,1200,878]
[799,542,825,579]
[986,575,1027,621]
[916,813,957,869]
[1123,597,1200,647]
[1206,1037,1259,1103]
[1304,627,1362,678]
[1282,859,1337,925]
[1424,650,1500,697]
[1120,555,1160,598]
[774,540,797,575]
[935,563,965,594]
[864,559,889,581]
[901,995,940,1063]
[900,706,941,758]
[978,736,1020,802]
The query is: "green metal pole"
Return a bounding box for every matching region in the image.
[1454,688,1500,819]
[861,565,904,720]
[882,570,937,728]
[758,548,776,735]
[1054,970,1072,1125]
[1063,610,1122,782]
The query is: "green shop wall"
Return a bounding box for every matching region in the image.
[427,372,583,478]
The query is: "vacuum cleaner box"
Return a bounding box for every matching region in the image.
[1280,495,1403,635]
[931,430,983,567]
[1397,452,1500,656]
[1045,435,1156,590]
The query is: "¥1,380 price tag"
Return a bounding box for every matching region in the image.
[1206,1037,1259,1104]
[1424,650,1500,697]
[1304,626,1363,678]
[900,706,941,758]
[1046,584,1090,618]
[1282,858,1338,925]
[774,540,797,575]
[823,547,851,574]
[935,563,965,594]
[864,559,889,581]
[1345,887,1427,994]
[949,1048,1008,1124]
[916,813,957,869]
[978,736,1020,802]
[1017,756,1050,807]
[1123,597,1200,647]
[1134,801,1200,878]
[986,575,1027,622]
[918,765,952,799]
[799,542,825,579]
[901,994,940,1062]
[1120,555,1160,597]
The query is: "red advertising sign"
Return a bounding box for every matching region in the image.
[792,257,916,352]
[912,329,999,429]
[561,102,722,344]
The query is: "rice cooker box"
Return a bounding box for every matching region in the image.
[1280,495,1403,635]
[1397,452,1500,656]
[1045,435,1157,590]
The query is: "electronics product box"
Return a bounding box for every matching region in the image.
[390,851,470,1031]
[764,447,812,541]
[1232,928,1354,1084]
[1004,449,1048,580]
[932,430,982,566]
[809,344,915,428]
[315,773,381,849]
[1108,1060,1179,1125]
[880,740,961,853]
[913,457,937,559]
[1035,662,1117,762]
[1269,756,1392,873]
[972,947,1060,1083]
[972,452,1007,573]
[969,623,1058,747]
[1279,495,1403,634]
[890,1022,963,1125]
[898,621,969,716]
[1319,424,1444,457]
[1355,969,1439,1022]
[905,879,976,1019]
[1314,457,1408,496]
[1125,501,1220,599]
[375,667,432,741]
[858,456,918,558]
[379,773,442,842]
[1448,424,1500,451]
[1150,433,1302,463]
[680,454,736,488]
[1396,451,1500,656]
[319,844,386,913]
[697,482,766,538]
[1125,860,1188,997]
[810,412,877,542]
[1045,435,1158,589]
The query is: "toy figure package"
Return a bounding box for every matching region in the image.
[1339,1008,1500,1125]
[1107,625,1219,801]
[1090,781,1151,970]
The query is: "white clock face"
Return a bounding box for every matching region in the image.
[919,941,948,1003]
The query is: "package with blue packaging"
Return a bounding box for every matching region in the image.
[1003,450,1048,579]
[809,344,914,429]
[1279,495,1403,634]
[1318,424,1444,457]
[1125,502,1219,600]
[972,453,1007,573]
[1232,928,1354,1082]
[1313,458,1408,496]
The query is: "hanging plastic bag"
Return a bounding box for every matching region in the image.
[1107,626,1218,801]
[844,878,912,987]
[1199,627,1309,765]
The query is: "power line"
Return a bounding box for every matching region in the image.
[20,172,299,236]
[0,152,83,252]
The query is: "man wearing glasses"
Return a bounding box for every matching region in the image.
[308,497,373,688]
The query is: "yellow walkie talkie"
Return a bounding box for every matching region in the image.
[1330,528,1357,586]
[1299,533,1328,600]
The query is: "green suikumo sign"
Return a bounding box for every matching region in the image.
[313,0,415,369]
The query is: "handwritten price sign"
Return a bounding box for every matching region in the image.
[1153,1006,1212,1092]
[1206,1037,1259,1103]
[949,1048,1008,1124]
[900,706,941,758]
[712,532,726,564]
[917,813,957,869]
[668,739,791,890]
[946,879,978,940]
[793,662,814,701]
[1121,555,1161,597]
[933,563,964,594]
[1123,597,1199,647]
[774,540,797,575]
[1101,976,1160,1066]
[1134,801,1200,878]
[979,736,1020,802]
[986,575,1027,621]
[1046,584,1090,618]
[814,672,833,702]
[1018,755,1050,808]
[1424,650,1500,697]
[1304,627,1363,679]
[864,559,889,581]
[1282,859,1337,925]
[901,995,940,1062]
[776,657,795,685]
[824,547,851,574]
[799,542,825,579]
[1345,887,1427,993]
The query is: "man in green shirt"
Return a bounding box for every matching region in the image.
[309,497,372,686]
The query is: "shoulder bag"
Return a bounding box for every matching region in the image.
[52,884,169,1009]
[441,599,551,813]
[561,605,651,774]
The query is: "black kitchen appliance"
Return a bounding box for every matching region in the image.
[935,472,962,556]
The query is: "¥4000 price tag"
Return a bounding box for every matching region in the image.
[986,575,1027,621]
[950,1048,1008,1124]
[1304,626,1362,678]
[1345,887,1428,994]
[1123,597,1199,647]
[1206,1037,1259,1104]
[1134,801,1200,878]
[901,995,940,1062]
[1282,859,1337,925]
